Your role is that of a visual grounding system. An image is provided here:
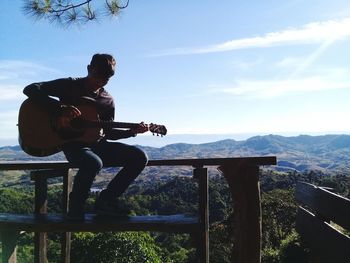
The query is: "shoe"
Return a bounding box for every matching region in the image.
[66,195,85,221]
[95,196,130,217]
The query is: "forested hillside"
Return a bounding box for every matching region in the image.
[0,170,348,262]
[2,134,350,173]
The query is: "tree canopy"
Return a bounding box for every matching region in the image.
[22,0,129,26]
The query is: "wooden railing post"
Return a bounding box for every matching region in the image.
[31,169,73,263]
[219,163,261,263]
[194,167,209,263]
[61,169,73,263]
[31,170,48,263]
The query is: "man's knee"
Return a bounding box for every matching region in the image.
[133,146,148,167]
[83,157,103,173]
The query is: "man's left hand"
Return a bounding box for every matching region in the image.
[130,122,149,135]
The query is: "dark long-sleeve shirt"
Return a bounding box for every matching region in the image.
[23,77,135,141]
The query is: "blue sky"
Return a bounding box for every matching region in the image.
[1,0,350,147]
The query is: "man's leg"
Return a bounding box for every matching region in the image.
[92,141,148,205]
[63,146,103,219]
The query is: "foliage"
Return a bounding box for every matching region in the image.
[261,188,297,250]
[0,187,33,213]
[278,231,309,263]
[209,222,232,263]
[71,232,162,263]
[16,233,35,263]
[153,233,196,263]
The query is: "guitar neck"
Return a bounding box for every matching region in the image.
[110,121,143,129]
[71,118,167,136]
[86,120,143,130]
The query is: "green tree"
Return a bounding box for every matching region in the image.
[0,188,33,213]
[71,232,162,263]
[261,188,297,250]
[278,231,309,263]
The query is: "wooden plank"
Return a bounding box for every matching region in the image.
[296,207,350,263]
[0,161,71,171]
[0,214,199,233]
[148,157,276,167]
[0,156,276,171]
[295,182,350,230]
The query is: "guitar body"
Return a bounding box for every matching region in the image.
[18,99,103,157]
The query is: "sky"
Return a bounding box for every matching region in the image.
[1,0,350,147]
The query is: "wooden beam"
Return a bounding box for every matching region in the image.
[219,163,262,263]
[0,214,199,233]
[0,157,277,170]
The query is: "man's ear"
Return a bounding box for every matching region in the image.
[87,65,91,73]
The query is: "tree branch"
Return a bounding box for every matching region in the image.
[22,0,130,26]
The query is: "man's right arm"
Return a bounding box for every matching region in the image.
[23,79,69,112]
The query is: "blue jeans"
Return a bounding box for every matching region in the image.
[63,141,148,207]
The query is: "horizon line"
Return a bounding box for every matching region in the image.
[1,131,350,148]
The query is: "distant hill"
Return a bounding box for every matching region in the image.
[1,134,350,174]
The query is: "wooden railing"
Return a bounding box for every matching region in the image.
[295,182,350,263]
[0,156,276,263]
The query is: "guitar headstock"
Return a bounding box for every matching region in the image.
[149,123,167,136]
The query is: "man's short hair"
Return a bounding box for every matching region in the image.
[89,53,116,78]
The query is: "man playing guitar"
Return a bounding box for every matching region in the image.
[23,53,149,220]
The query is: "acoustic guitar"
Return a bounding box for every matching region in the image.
[18,98,167,157]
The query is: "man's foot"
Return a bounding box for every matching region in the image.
[95,196,130,217]
[66,194,85,221]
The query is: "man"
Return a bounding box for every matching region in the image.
[23,53,148,220]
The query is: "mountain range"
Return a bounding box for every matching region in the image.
[1,134,350,174]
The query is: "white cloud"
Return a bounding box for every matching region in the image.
[230,58,264,70]
[0,60,61,81]
[276,57,304,68]
[0,111,19,138]
[0,84,24,101]
[212,73,350,98]
[0,60,61,102]
[151,17,350,56]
